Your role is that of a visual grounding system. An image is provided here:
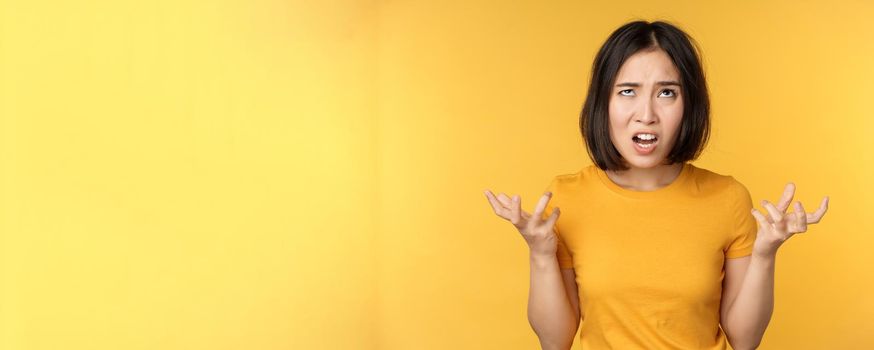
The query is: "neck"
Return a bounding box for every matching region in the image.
[605,162,685,191]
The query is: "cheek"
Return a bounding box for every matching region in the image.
[656,98,683,121]
[669,96,684,119]
[670,105,684,126]
[608,99,631,118]
[659,104,684,140]
[607,101,631,131]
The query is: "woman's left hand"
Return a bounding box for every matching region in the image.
[751,182,829,258]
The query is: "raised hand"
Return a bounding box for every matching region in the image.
[750,182,829,258]
[484,189,561,258]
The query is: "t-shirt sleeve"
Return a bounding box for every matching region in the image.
[725,179,758,259]
[541,177,574,269]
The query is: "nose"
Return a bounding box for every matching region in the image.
[636,99,657,125]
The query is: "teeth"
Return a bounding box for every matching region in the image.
[633,134,658,149]
[636,133,656,140]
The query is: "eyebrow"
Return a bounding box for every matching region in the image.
[615,81,681,87]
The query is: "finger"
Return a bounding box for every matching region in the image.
[521,211,531,220]
[751,208,771,227]
[794,201,808,233]
[532,191,553,223]
[497,193,512,208]
[484,190,509,216]
[762,200,785,227]
[543,206,561,231]
[808,196,829,223]
[510,194,522,225]
[776,182,796,212]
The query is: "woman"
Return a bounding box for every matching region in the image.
[484,20,829,350]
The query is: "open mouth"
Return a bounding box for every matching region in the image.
[632,134,659,148]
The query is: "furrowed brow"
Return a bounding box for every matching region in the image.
[615,81,681,87]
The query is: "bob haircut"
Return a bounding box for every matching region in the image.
[580,20,710,171]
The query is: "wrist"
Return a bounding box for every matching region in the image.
[529,252,557,266]
[752,236,781,260]
[752,250,777,262]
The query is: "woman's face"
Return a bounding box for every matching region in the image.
[608,48,684,169]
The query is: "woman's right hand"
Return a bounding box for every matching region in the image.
[484,189,561,258]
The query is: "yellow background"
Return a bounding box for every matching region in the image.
[1,0,871,349]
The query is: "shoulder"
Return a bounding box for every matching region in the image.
[547,167,587,191]
[687,165,755,216]
[543,167,595,206]
[685,164,749,197]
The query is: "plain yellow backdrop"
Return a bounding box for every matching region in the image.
[1,0,871,349]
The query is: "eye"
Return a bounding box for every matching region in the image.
[659,89,677,97]
[619,89,635,96]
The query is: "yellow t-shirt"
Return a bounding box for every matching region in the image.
[541,162,757,349]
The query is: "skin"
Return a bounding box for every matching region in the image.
[721,183,829,349]
[484,45,831,350]
[605,47,685,191]
[599,46,832,349]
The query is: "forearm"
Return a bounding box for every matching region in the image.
[724,254,776,350]
[527,253,578,350]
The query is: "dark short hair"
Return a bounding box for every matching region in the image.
[579,20,710,171]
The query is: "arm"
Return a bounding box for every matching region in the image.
[528,254,580,350]
[723,181,829,349]
[721,253,775,350]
